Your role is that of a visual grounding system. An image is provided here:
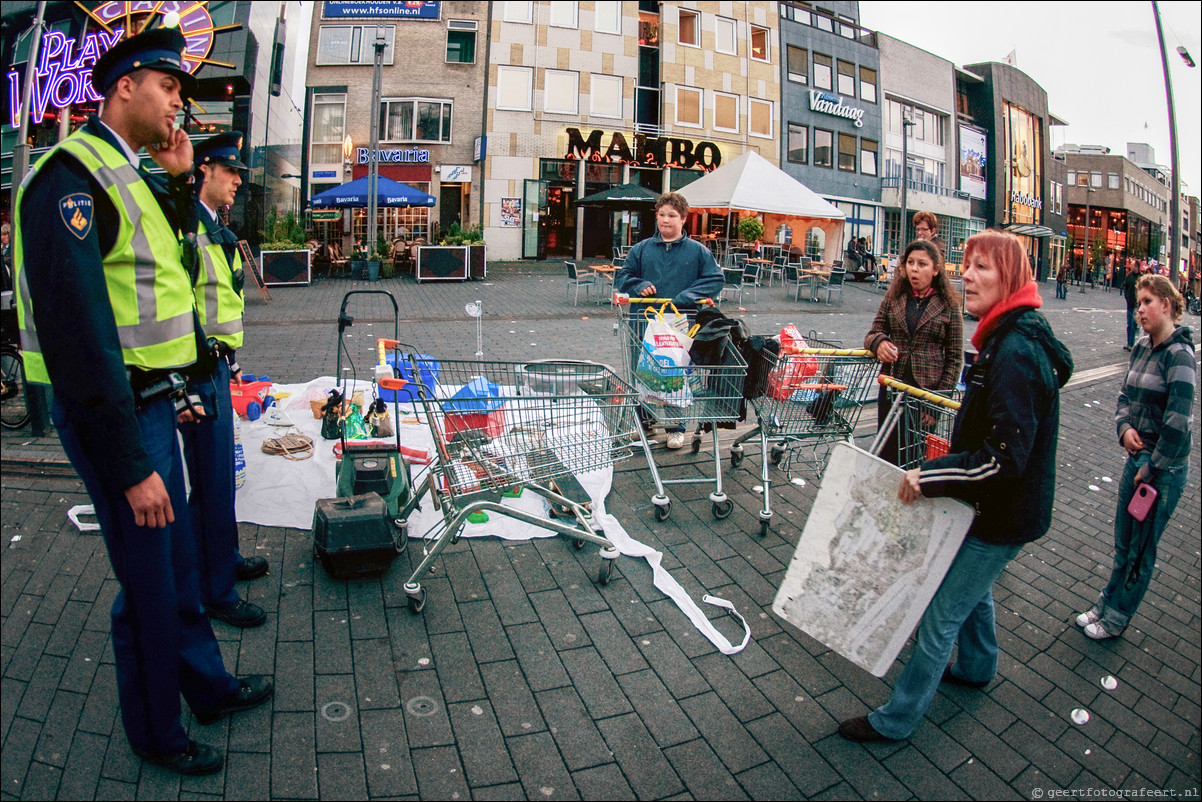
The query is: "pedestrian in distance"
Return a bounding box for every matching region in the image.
[11,26,271,776]
[615,191,723,449]
[864,238,963,466]
[1056,258,1069,300]
[1122,264,1142,350]
[839,229,1073,743]
[180,131,269,629]
[1076,274,1195,640]
[912,210,945,259]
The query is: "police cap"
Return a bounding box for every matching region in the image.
[194,132,247,171]
[91,27,197,99]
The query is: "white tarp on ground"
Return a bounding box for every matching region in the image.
[232,377,749,654]
[678,150,847,265]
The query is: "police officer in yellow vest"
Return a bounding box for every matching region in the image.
[180,132,269,629]
[12,28,271,776]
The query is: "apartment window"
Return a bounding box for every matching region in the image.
[837,60,855,96]
[1067,170,1076,185]
[1108,172,1120,189]
[814,13,834,33]
[786,45,808,84]
[675,86,702,126]
[382,98,452,143]
[715,16,736,54]
[678,9,699,46]
[496,66,533,110]
[838,133,856,172]
[446,20,476,64]
[594,1,621,34]
[1077,172,1089,187]
[1091,171,1102,188]
[311,93,346,164]
[750,26,769,61]
[502,1,533,23]
[813,53,832,90]
[590,74,622,118]
[544,70,579,115]
[859,66,877,103]
[750,98,773,138]
[714,92,739,132]
[549,1,578,29]
[316,25,395,65]
[860,138,878,176]
[787,123,808,164]
[814,128,834,167]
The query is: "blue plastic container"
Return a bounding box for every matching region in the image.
[380,353,439,403]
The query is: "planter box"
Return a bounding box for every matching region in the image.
[260,250,311,286]
[416,245,468,282]
[468,244,487,280]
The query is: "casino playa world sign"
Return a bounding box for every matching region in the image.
[564,128,723,171]
[809,90,865,128]
[7,1,230,128]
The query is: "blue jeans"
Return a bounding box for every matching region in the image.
[1095,454,1188,632]
[1126,308,1138,347]
[869,536,1021,740]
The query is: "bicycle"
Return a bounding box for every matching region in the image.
[1,299,30,430]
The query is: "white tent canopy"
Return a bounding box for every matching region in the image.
[678,150,847,265]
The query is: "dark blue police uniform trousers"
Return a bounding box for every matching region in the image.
[179,358,244,609]
[53,395,239,754]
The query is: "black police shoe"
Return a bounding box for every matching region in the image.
[134,740,224,775]
[193,676,274,726]
[236,556,269,581]
[205,599,267,628]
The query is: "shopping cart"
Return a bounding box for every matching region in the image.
[386,355,638,613]
[615,297,747,521]
[869,375,961,470]
[728,336,878,536]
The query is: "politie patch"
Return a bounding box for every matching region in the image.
[59,193,94,240]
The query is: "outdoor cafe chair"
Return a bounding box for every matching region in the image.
[818,266,847,305]
[565,260,597,306]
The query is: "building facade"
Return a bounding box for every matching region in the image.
[877,32,971,263]
[779,1,882,260]
[1,0,305,245]
[958,61,1062,280]
[483,0,780,261]
[303,1,488,250]
[1059,144,1171,283]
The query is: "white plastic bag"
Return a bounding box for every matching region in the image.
[634,303,694,407]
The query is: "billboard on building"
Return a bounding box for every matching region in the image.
[959,126,987,201]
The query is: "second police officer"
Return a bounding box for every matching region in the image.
[181,131,270,628]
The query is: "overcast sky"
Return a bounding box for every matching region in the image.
[859,0,1202,196]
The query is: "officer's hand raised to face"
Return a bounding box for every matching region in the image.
[148,126,194,177]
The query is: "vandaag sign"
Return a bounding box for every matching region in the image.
[564,128,722,171]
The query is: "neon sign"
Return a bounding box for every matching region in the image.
[8,2,220,128]
[7,29,121,127]
[563,128,723,171]
[357,147,431,164]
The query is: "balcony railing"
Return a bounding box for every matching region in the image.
[882,176,970,200]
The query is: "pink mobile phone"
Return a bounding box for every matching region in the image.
[1127,483,1159,522]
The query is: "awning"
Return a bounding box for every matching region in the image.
[1004,223,1062,238]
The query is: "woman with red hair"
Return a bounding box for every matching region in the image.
[840,230,1074,743]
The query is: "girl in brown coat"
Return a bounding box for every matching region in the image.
[864,239,964,464]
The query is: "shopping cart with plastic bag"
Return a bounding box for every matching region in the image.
[869,375,962,470]
[386,354,638,613]
[729,332,878,536]
[615,296,747,522]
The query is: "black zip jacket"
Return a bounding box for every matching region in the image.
[918,308,1074,545]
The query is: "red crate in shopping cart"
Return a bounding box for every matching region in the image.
[924,433,951,460]
[443,377,507,439]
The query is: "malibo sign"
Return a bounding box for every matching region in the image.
[808,90,865,128]
[564,128,722,171]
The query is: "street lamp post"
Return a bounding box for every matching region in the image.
[366,25,386,257]
[898,115,916,254]
[1152,1,1194,284]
